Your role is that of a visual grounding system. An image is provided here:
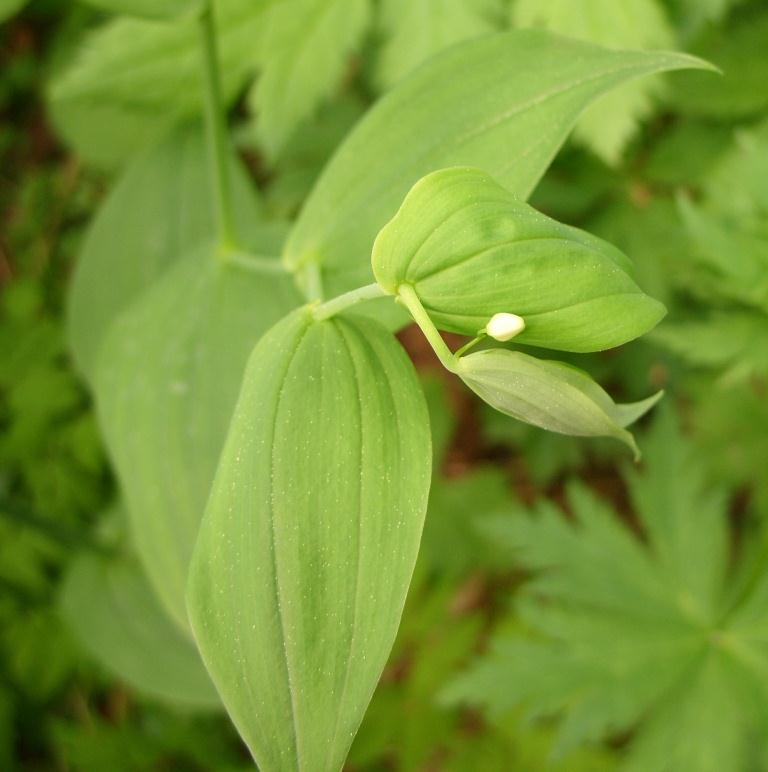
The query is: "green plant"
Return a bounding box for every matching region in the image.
[52,0,719,768]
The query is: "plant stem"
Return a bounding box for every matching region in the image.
[302,263,325,302]
[397,284,457,372]
[454,334,486,359]
[224,248,289,276]
[312,283,387,321]
[199,1,237,250]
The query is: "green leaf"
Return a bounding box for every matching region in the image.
[373,0,504,90]
[67,123,263,382]
[284,29,712,301]
[78,0,201,20]
[60,541,219,709]
[456,349,661,458]
[187,309,432,771]
[511,0,675,164]
[445,410,768,770]
[95,250,300,631]
[48,0,270,166]
[250,0,370,157]
[372,167,666,351]
[0,0,26,23]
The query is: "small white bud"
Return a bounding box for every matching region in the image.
[485,312,526,342]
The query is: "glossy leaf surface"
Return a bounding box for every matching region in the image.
[95,251,300,631]
[188,309,432,771]
[61,544,218,708]
[284,30,711,296]
[373,167,665,351]
[456,349,661,458]
[67,123,262,381]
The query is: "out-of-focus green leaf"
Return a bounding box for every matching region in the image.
[445,410,768,771]
[669,6,768,119]
[61,541,218,708]
[95,251,300,631]
[79,0,201,20]
[512,0,675,164]
[373,0,503,89]
[284,29,711,304]
[67,123,263,382]
[188,309,432,771]
[457,349,661,458]
[49,0,271,166]
[250,0,370,157]
[0,0,26,23]
[372,167,666,351]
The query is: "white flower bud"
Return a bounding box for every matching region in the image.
[485,312,526,342]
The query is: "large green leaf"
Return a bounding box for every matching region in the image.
[284,30,711,298]
[49,0,271,166]
[67,123,262,382]
[511,0,674,164]
[188,309,432,771]
[95,251,301,632]
[61,542,218,709]
[372,167,665,351]
[79,0,201,20]
[444,411,768,771]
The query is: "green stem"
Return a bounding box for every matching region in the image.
[312,283,387,321]
[223,248,288,276]
[302,263,325,303]
[199,1,237,250]
[454,334,486,359]
[397,284,457,372]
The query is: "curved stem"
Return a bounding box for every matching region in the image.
[312,283,387,321]
[397,284,457,372]
[199,1,237,249]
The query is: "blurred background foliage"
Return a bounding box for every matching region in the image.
[1,0,768,769]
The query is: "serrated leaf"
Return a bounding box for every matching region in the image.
[456,349,661,458]
[67,123,262,382]
[95,250,300,631]
[49,0,270,166]
[372,167,666,351]
[250,0,370,157]
[60,543,219,709]
[78,0,201,20]
[283,29,712,303]
[187,309,432,771]
[373,0,503,90]
[445,410,768,770]
[512,0,675,164]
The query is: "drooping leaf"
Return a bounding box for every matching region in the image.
[512,0,675,164]
[444,410,768,771]
[78,0,201,20]
[60,542,219,708]
[372,167,666,351]
[250,0,370,157]
[67,123,263,382]
[188,308,432,771]
[283,30,712,301]
[373,0,504,90]
[49,0,271,166]
[456,349,661,458]
[95,250,300,631]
